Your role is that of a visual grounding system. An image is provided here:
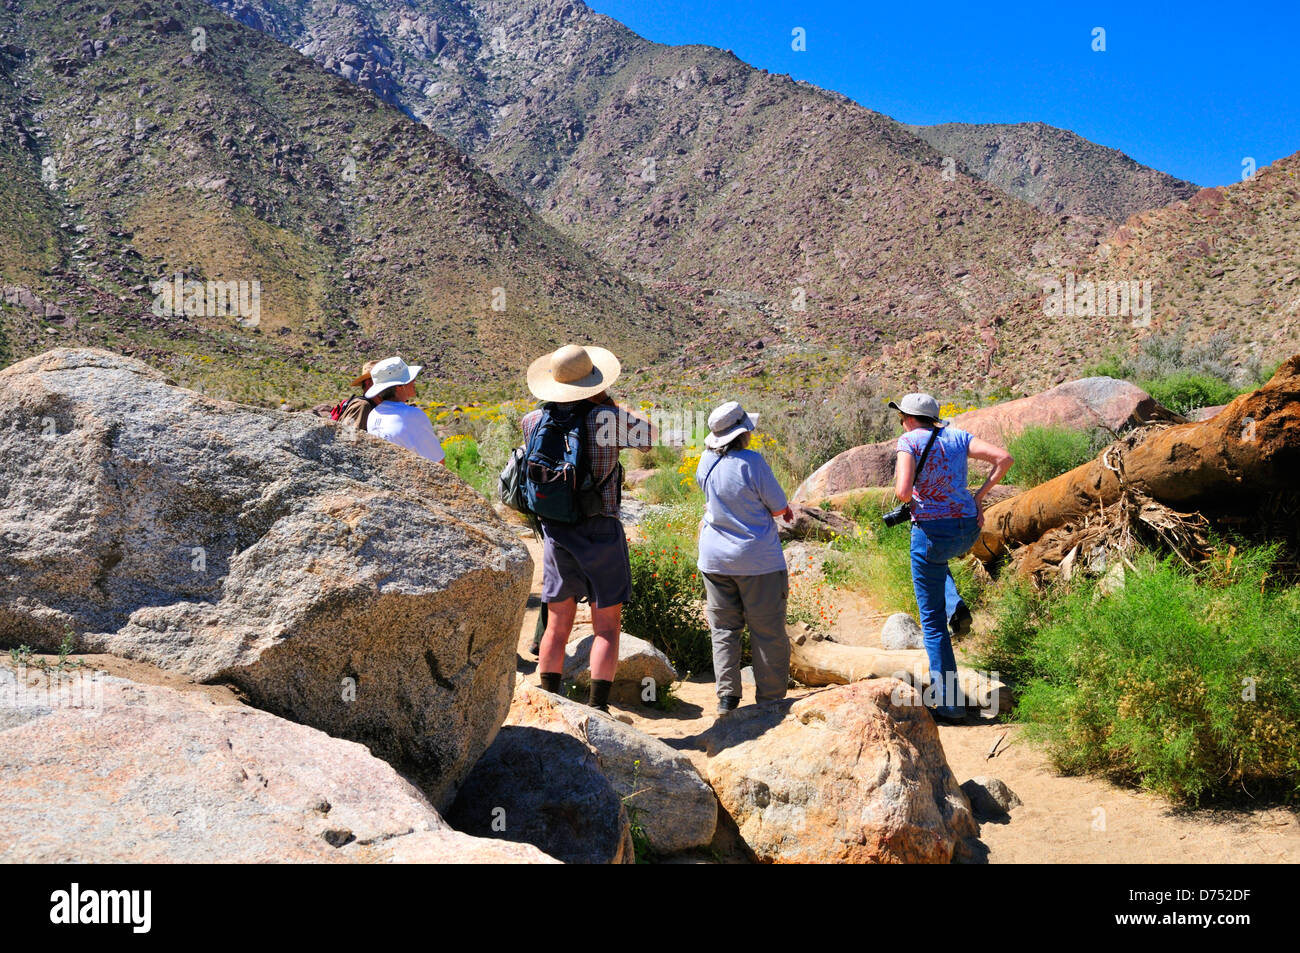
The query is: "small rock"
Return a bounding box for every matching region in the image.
[881,612,925,650]
[778,502,857,542]
[961,776,1022,817]
[563,632,677,705]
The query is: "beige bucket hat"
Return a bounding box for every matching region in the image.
[527,344,621,402]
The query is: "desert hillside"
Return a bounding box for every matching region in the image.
[0,0,685,404]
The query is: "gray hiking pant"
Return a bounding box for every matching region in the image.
[702,570,790,703]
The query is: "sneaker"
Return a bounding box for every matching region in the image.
[717,695,741,715]
[949,602,972,637]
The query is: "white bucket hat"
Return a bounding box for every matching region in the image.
[888,393,945,424]
[365,356,422,399]
[527,344,621,402]
[705,400,758,450]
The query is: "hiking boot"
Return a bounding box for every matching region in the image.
[588,678,613,713]
[930,705,968,726]
[717,695,741,715]
[949,602,972,638]
[538,672,562,695]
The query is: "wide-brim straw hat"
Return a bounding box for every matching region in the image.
[350,360,378,389]
[704,400,757,450]
[527,344,621,402]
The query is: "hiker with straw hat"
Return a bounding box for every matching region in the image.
[890,392,1013,723]
[696,400,794,715]
[524,344,655,713]
[329,360,379,431]
[364,355,446,465]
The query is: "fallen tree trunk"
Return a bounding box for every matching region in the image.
[789,636,1012,713]
[973,354,1300,564]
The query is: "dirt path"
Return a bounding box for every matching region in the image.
[516,534,1300,863]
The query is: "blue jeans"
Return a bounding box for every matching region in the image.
[910,517,981,714]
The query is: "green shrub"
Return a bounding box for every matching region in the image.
[641,466,690,504]
[971,579,1052,686]
[1006,425,1099,489]
[1082,327,1272,413]
[980,546,1300,803]
[441,434,496,496]
[1082,355,1128,380]
[1140,372,1240,416]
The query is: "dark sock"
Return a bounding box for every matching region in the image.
[539,672,562,694]
[588,679,613,712]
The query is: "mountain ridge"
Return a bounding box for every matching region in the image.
[908,121,1201,222]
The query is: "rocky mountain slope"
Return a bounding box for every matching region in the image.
[0,0,682,404]
[199,0,1104,352]
[909,122,1200,222]
[853,151,1300,397]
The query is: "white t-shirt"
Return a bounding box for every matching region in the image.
[366,401,446,464]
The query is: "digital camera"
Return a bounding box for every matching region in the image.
[882,502,912,527]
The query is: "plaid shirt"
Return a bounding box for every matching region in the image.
[521,402,653,518]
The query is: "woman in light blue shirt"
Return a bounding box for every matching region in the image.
[695,402,793,714]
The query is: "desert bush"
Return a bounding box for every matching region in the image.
[442,433,479,472]
[1085,327,1270,414]
[979,545,1300,803]
[1006,425,1103,488]
[475,400,526,475]
[1082,355,1128,380]
[624,542,714,676]
[1141,372,1240,416]
[753,380,892,486]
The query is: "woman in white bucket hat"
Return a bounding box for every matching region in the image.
[695,401,794,715]
[890,392,1013,723]
[364,355,446,464]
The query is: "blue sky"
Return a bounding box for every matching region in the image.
[586,1,1300,187]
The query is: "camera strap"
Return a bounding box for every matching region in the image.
[914,427,941,477]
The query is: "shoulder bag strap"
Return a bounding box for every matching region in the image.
[914,426,941,477]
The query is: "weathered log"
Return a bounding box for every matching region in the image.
[789,637,1012,712]
[973,354,1300,563]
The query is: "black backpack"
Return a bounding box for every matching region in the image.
[516,402,619,523]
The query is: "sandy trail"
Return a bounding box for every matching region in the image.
[516,535,1300,863]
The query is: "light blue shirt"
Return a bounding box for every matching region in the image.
[896,425,977,520]
[695,449,788,576]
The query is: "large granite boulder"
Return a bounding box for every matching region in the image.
[794,377,1174,501]
[700,680,978,863]
[448,683,718,859]
[520,683,716,854]
[0,669,555,863]
[0,349,531,808]
[446,699,635,864]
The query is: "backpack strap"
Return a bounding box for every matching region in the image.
[699,452,723,493]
